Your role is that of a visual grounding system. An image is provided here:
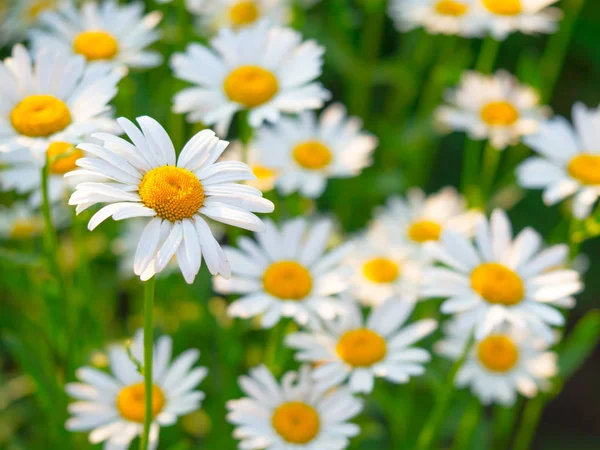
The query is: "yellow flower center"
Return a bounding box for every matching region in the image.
[229,1,260,27]
[47,142,83,175]
[471,263,524,305]
[251,164,277,180]
[477,334,519,372]
[362,257,400,284]
[292,140,332,170]
[481,101,519,126]
[10,95,71,138]
[223,65,279,108]
[262,261,313,300]
[27,0,55,20]
[567,154,600,185]
[435,0,469,16]
[337,328,387,367]
[10,219,42,238]
[482,0,522,15]
[408,220,443,243]
[138,166,205,222]
[73,31,119,61]
[272,401,320,444]
[116,382,166,423]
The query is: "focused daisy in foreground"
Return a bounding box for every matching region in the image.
[220,141,278,192]
[214,217,351,327]
[436,317,557,405]
[227,365,362,449]
[0,45,121,155]
[253,104,377,198]
[171,20,330,136]
[65,330,207,449]
[0,0,58,45]
[518,103,600,219]
[67,116,274,283]
[29,0,162,69]
[422,209,583,341]
[287,298,437,393]
[436,70,549,150]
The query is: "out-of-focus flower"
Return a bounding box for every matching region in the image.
[436,316,557,405]
[170,20,330,136]
[214,217,352,328]
[65,330,207,449]
[436,70,549,150]
[287,298,437,394]
[67,116,274,283]
[422,209,583,342]
[518,103,600,220]
[219,141,278,192]
[227,365,362,449]
[0,202,44,239]
[253,104,377,198]
[29,0,163,70]
[0,0,59,45]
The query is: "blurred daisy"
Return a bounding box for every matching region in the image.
[0,45,121,155]
[436,70,549,149]
[65,330,207,449]
[0,202,44,239]
[215,217,351,328]
[422,209,583,341]
[253,104,377,198]
[0,0,58,45]
[30,0,163,69]
[170,20,329,136]
[220,141,278,192]
[518,103,600,219]
[227,365,362,449]
[67,116,274,283]
[287,298,437,394]
[436,316,557,405]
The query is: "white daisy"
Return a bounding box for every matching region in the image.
[214,217,351,328]
[0,0,58,45]
[227,365,363,450]
[0,44,121,156]
[67,116,274,284]
[65,330,207,450]
[170,20,330,136]
[220,140,278,192]
[422,209,583,341]
[29,0,163,70]
[518,103,600,219]
[436,316,557,405]
[287,298,437,394]
[436,70,549,150]
[253,103,377,198]
[0,202,44,239]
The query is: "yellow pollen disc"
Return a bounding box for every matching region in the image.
[337,328,387,367]
[10,220,41,239]
[116,382,166,423]
[73,31,119,61]
[480,101,519,126]
[10,95,72,138]
[47,142,83,175]
[292,140,333,170]
[138,166,205,222]
[27,0,55,20]
[435,0,469,16]
[223,65,279,108]
[272,401,320,444]
[471,263,524,305]
[482,0,522,15]
[251,164,277,180]
[567,154,600,185]
[363,257,400,284]
[477,334,519,372]
[229,1,260,27]
[408,220,443,243]
[262,260,313,300]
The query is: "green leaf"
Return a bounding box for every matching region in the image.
[558,310,600,380]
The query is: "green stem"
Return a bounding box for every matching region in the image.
[480,142,503,205]
[451,396,484,450]
[460,138,484,207]
[492,402,521,450]
[475,36,501,74]
[512,396,546,450]
[140,276,156,450]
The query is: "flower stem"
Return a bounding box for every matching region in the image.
[451,395,483,450]
[475,36,501,74]
[140,276,156,450]
[512,396,546,450]
[480,142,503,205]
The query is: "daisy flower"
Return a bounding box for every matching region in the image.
[0,202,44,239]
[0,0,58,45]
[436,316,557,405]
[29,0,163,70]
[65,330,207,449]
[436,70,549,150]
[253,103,377,198]
[214,217,351,328]
[287,298,437,394]
[227,365,363,450]
[518,103,600,219]
[67,116,274,284]
[422,209,583,341]
[0,44,121,156]
[220,140,278,192]
[170,20,330,136]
